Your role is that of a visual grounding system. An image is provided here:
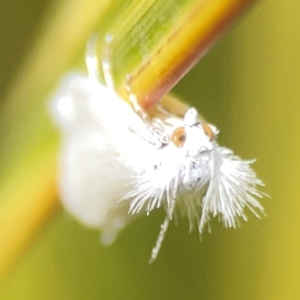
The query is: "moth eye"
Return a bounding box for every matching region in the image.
[171,127,186,148]
[202,123,214,141]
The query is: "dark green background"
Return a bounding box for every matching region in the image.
[1,0,299,299]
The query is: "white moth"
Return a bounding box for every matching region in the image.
[50,37,265,262]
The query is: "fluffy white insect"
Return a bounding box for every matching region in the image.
[50,38,265,262]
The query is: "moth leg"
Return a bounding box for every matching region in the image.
[125,74,149,121]
[86,34,100,81]
[102,34,115,91]
[125,75,169,147]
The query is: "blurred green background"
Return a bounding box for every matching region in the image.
[1,0,300,299]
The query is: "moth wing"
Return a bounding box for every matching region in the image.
[49,75,142,243]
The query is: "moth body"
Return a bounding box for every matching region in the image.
[50,40,265,260]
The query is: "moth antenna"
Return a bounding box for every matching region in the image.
[102,34,115,91]
[149,214,171,264]
[149,197,175,263]
[86,34,100,81]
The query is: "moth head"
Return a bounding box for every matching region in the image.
[170,108,218,155]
